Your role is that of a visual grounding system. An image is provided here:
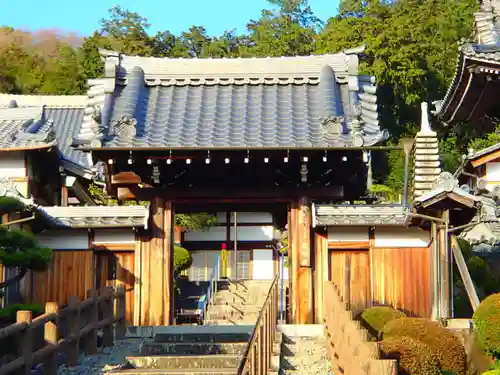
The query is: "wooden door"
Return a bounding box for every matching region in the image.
[329,250,371,316]
[96,251,135,324]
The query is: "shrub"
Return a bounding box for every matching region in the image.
[379,335,440,375]
[174,246,192,274]
[481,371,500,375]
[380,317,467,375]
[360,306,406,337]
[0,303,45,320]
[473,293,500,357]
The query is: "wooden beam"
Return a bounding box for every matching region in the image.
[439,209,451,318]
[314,231,328,324]
[450,235,480,311]
[289,197,313,324]
[61,185,69,207]
[328,242,370,250]
[125,185,343,201]
[471,149,500,168]
[112,171,142,184]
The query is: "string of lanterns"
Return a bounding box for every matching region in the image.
[106,150,369,165]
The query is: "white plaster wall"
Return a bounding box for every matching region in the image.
[93,229,135,244]
[37,230,89,250]
[484,162,500,191]
[374,227,430,248]
[184,225,274,242]
[215,212,273,224]
[328,227,369,242]
[184,226,226,242]
[252,249,274,280]
[0,152,26,178]
[230,226,274,241]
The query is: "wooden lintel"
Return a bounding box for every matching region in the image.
[93,243,135,252]
[328,241,370,250]
[127,186,343,201]
[111,171,142,185]
[117,187,137,201]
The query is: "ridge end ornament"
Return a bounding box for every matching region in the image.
[320,115,345,136]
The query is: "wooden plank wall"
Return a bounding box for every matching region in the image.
[371,246,431,318]
[329,250,371,317]
[30,250,94,306]
[96,251,135,324]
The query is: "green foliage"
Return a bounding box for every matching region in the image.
[468,126,500,154]
[174,246,192,274]
[174,213,218,232]
[360,306,406,337]
[473,293,500,358]
[380,335,441,375]
[0,303,45,320]
[0,226,52,271]
[381,317,467,375]
[482,371,500,375]
[0,197,25,215]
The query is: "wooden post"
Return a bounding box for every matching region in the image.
[84,289,98,354]
[115,284,126,340]
[101,287,114,347]
[44,302,59,375]
[67,296,81,366]
[439,209,451,318]
[16,311,33,375]
[289,197,313,324]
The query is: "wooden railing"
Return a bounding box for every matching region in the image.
[324,281,398,375]
[237,275,279,375]
[0,285,126,375]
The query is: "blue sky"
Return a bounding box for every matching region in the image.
[0,0,339,37]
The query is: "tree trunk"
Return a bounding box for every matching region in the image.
[0,267,27,290]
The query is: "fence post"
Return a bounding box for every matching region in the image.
[84,289,98,355]
[44,302,59,375]
[115,284,126,340]
[16,310,33,375]
[67,296,81,366]
[101,286,114,347]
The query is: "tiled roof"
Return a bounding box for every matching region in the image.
[0,94,91,170]
[38,205,149,228]
[75,48,389,149]
[0,106,56,150]
[315,204,409,226]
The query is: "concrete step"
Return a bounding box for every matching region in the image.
[208,304,262,314]
[204,320,258,326]
[140,342,248,356]
[106,369,237,375]
[154,332,251,343]
[126,355,241,369]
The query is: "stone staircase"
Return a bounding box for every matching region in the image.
[205,280,272,325]
[277,325,330,375]
[106,327,253,375]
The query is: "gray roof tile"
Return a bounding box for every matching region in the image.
[38,205,149,228]
[77,50,389,149]
[0,95,91,169]
[315,204,409,226]
[0,107,55,150]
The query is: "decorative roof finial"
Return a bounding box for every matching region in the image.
[419,102,433,134]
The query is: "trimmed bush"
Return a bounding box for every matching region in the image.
[379,335,440,375]
[473,293,500,357]
[174,245,192,274]
[360,306,406,337]
[380,317,467,375]
[481,371,500,375]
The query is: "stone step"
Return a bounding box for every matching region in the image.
[106,369,237,375]
[154,332,251,343]
[204,320,258,326]
[126,355,241,369]
[140,342,248,356]
[209,304,262,314]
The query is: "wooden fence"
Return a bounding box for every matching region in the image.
[0,285,126,375]
[323,281,398,375]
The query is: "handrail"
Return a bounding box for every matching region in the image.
[200,255,220,322]
[237,274,279,375]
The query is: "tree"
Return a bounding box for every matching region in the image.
[0,197,52,290]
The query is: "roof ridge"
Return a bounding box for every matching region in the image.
[0,93,88,108]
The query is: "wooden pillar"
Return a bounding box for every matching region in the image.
[314,231,328,323]
[137,197,174,326]
[289,197,313,324]
[438,209,451,318]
